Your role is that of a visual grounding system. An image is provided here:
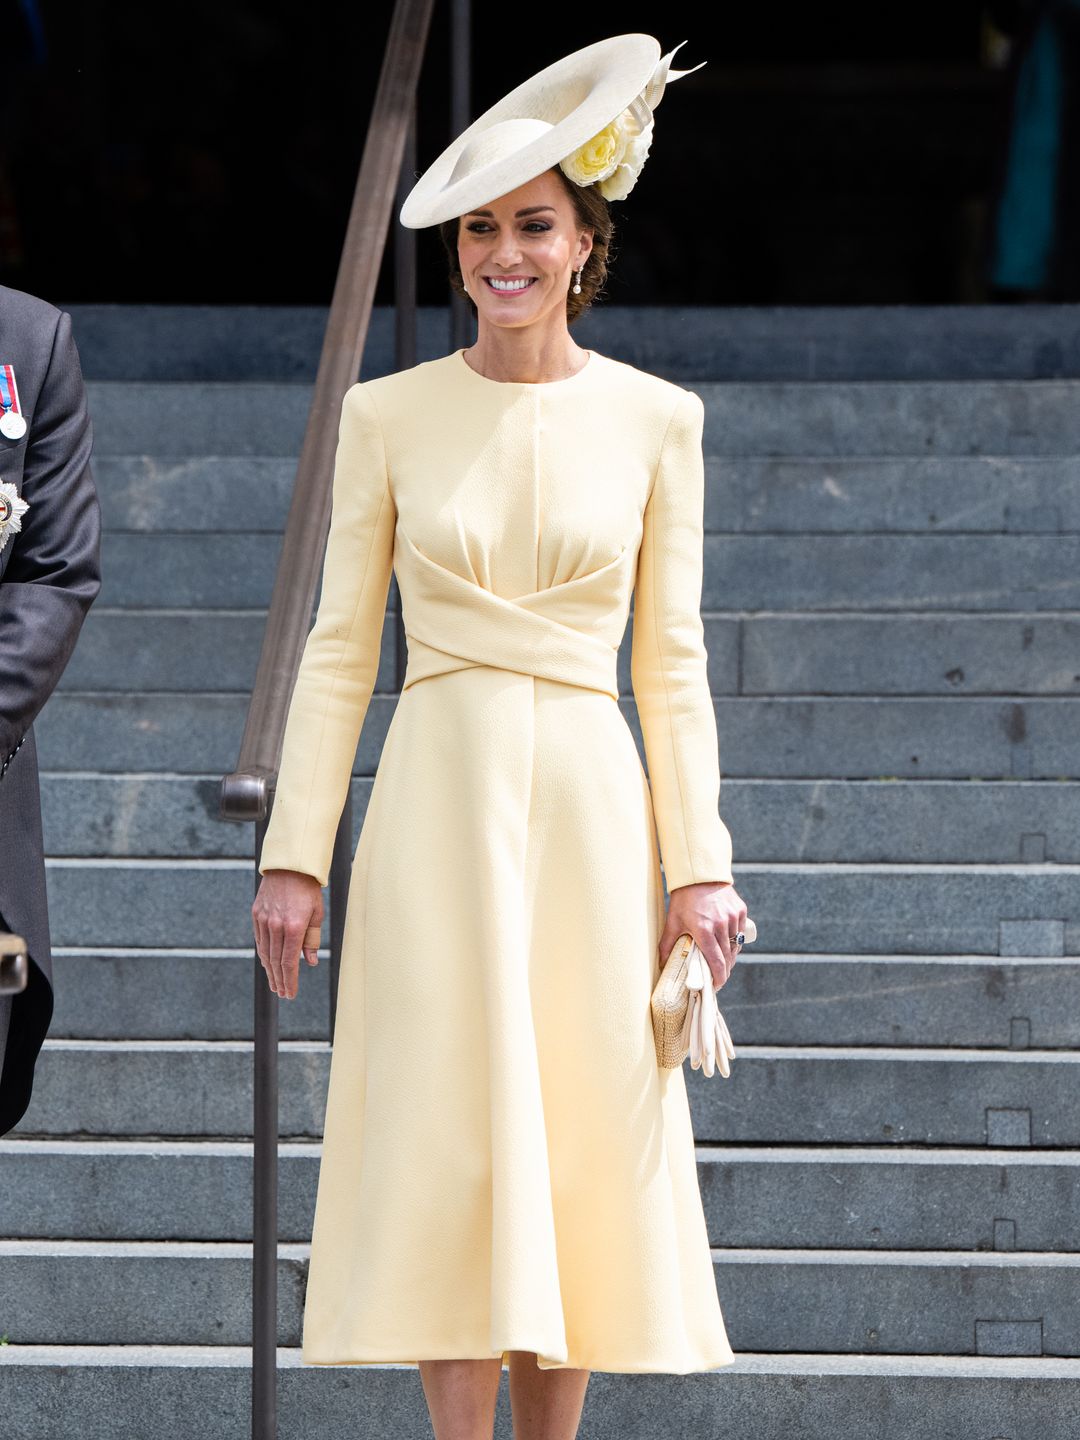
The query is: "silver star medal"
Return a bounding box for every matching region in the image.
[0,480,29,554]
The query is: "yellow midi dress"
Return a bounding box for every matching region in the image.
[258,346,737,1373]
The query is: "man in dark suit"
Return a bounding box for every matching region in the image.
[0,285,101,1135]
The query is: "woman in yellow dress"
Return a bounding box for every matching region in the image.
[252,33,751,1440]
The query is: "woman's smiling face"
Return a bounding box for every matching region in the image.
[457,169,594,331]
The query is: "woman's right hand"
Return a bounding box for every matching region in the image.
[252,869,324,1000]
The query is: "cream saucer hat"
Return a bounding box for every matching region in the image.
[398,33,705,229]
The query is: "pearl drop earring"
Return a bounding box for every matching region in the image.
[572,267,583,295]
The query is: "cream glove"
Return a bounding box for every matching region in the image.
[685,917,757,1078]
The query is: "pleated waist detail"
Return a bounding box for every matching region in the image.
[395,527,632,700]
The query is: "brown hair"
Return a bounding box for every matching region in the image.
[438,167,615,325]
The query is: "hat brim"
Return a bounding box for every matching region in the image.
[399,34,661,229]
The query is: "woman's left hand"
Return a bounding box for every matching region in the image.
[660,880,749,991]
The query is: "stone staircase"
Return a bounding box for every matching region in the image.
[1,305,1079,1437]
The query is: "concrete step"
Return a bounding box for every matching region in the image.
[50,606,1080,699]
[731,612,1080,696]
[94,532,1080,613]
[719,954,1080,1049]
[48,950,330,1041]
[707,779,1078,864]
[689,1048,1080,1146]
[92,451,1080,536]
[46,950,1080,1049]
[94,455,295,531]
[0,1240,1075,1356]
[54,609,397,692]
[718,1249,1079,1357]
[4,1343,1078,1440]
[11,1040,1080,1147]
[695,380,1080,456]
[86,382,307,457]
[56,610,265,692]
[698,695,1076,780]
[32,690,1079,780]
[38,857,1080,954]
[13,1040,330,1140]
[695,1145,1080,1251]
[717,864,1079,957]
[704,534,1080,612]
[99,534,283,608]
[83,379,1080,459]
[38,775,1080,864]
[601,303,1080,383]
[40,774,261,859]
[705,455,1080,533]
[66,301,1080,382]
[2,1140,1076,1250]
[0,1241,305,1347]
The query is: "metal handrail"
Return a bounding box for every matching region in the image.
[220,0,435,829]
[217,1,448,1434]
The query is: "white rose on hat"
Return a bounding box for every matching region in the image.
[599,122,654,201]
[558,113,656,201]
[558,113,635,189]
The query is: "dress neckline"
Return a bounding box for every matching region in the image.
[455,346,597,388]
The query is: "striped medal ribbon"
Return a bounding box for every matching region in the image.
[0,364,27,439]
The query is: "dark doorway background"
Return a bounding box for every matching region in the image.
[0,1,1032,305]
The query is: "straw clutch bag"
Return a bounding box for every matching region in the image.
[651,919,757,1076]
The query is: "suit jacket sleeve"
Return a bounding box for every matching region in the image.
[0,308,101,781]
[631,387,734,891]
[258,381,396,886]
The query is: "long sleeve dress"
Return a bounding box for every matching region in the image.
[258,345,737,1373]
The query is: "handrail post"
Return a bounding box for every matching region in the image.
[252,808,278,1440]
[328,798,353,1045]
[449,0,473,352]
[393,104,419,694]
[395,103,418,372]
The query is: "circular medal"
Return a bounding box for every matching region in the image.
[0,411,27,440]
[0,494,10,525]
